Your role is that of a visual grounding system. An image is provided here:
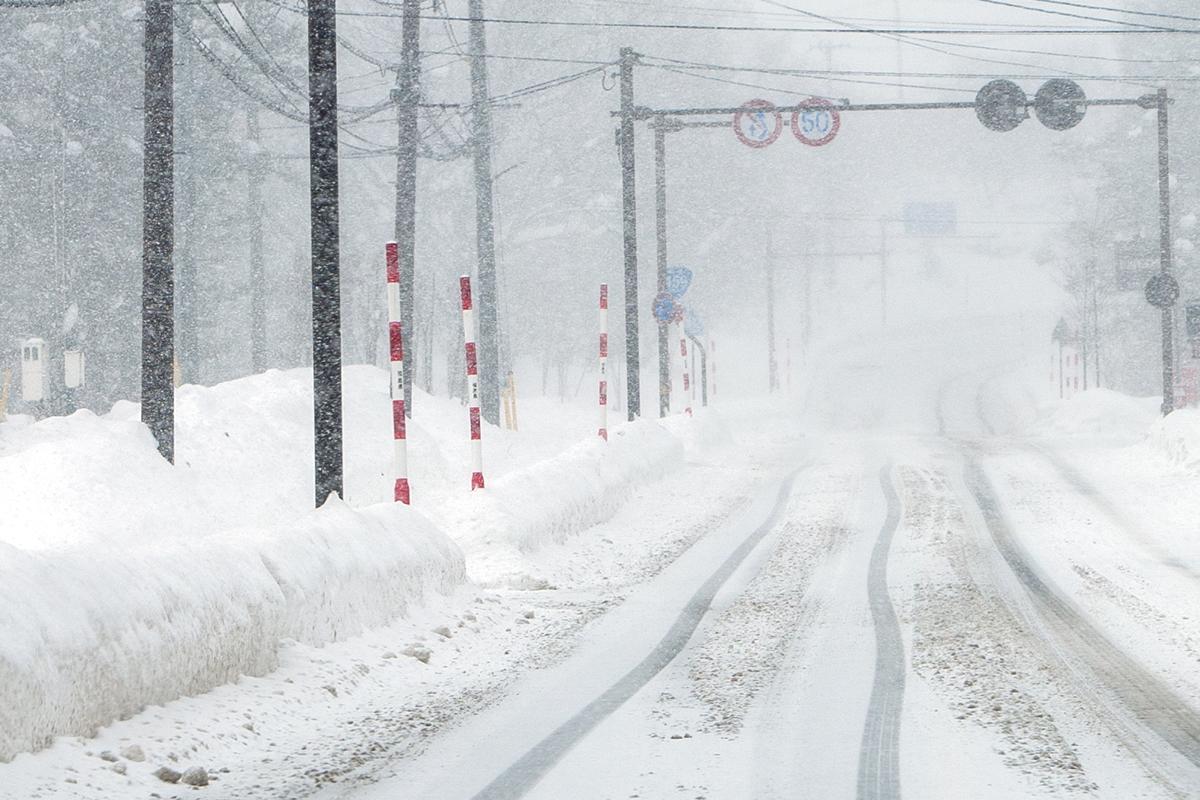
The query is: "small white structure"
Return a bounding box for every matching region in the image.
[63,349,85,389]
[20,337,46,403]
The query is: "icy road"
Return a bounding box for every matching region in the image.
[318,328,1200,800]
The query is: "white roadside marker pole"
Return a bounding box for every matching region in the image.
[461,276,485,490]
[599,283,609,441]
[385,242,410,504]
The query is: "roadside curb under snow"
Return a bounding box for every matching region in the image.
[442,414,729,586]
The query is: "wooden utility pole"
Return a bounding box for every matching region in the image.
[393,0,421,417]
[142,0,175,462]
[248,105,267,373]
[308,0,343,504]
[469,0,501,426]
[618,47,640,420]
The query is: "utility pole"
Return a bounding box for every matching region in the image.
[393,0,421,418]
[308,0,343,505]
[653,116,672,418]
[468,0,501,425]
[802,225,812,358]
[175,6,197,385]
[143,0,175,462]
[1091,268,1101,388]
[1156,87,1175,415]
[618,47,641,420]
[766,229,777,392]
[248,104,267,373]
[879,219,888,327]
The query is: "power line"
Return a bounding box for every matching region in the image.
[642,53,1200,85]
[167,2,1200,35]
[650,61,976,96]
[887,28,1198,67]
[759,0,1111,86]
[1025,0,1200,24]
[422,13,1200,34]
[0,0,95,6]
[972,0,1183,31]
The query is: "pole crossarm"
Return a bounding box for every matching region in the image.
[618,94,1158,121]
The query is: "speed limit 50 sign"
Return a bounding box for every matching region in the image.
[791,98,841,147]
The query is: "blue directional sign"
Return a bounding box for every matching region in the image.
[903,202,957,236]
[685,308,704,338]
[666,267,693,299]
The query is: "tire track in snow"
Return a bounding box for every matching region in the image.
[963,456,1200,792]
[468,468,802,800]
[856,464,905,800]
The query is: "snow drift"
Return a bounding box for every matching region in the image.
[0,366,715,759]
[0,502,462,762]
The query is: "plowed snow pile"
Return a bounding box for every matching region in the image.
[0,366,709,761]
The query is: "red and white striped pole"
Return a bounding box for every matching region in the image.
[461,275,485,490]
[599,283,609,441]
[385,242,410,505]
[679,323,693,417]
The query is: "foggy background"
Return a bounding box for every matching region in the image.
[2,0,1196,416]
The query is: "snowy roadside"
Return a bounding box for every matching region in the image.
[0,400,789,800]
[0,366,725,771]
[992,388,1200,710]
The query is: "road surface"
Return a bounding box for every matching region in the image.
[328,325,1200,800]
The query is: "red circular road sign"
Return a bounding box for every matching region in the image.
[733,99,783,149]
[791,98,841,147]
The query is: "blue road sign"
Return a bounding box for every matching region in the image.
[666,267,693,299]
[653,292,676,322]
[685,308,704,338]
[903,202,957,236]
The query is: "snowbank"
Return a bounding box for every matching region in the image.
[443,421,682,584]
[0,499,462,762]
[1031,389,1159,442]
[0,367,719,759]
[1145,406,1200,472]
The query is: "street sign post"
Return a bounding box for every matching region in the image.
[619,71,1177,413]
[791,98,841,147]
[733,99,782,149]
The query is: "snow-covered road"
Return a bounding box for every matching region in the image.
[334,332,1200,800]
[6,327,1200,800]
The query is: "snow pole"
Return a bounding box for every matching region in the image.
[386,242,411,505]
[786,336,792,393]
[599,283,609,441]
[710,339,716,399]
[461,275,485,490]
[690,340,697,406]
[679,323,692,417]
